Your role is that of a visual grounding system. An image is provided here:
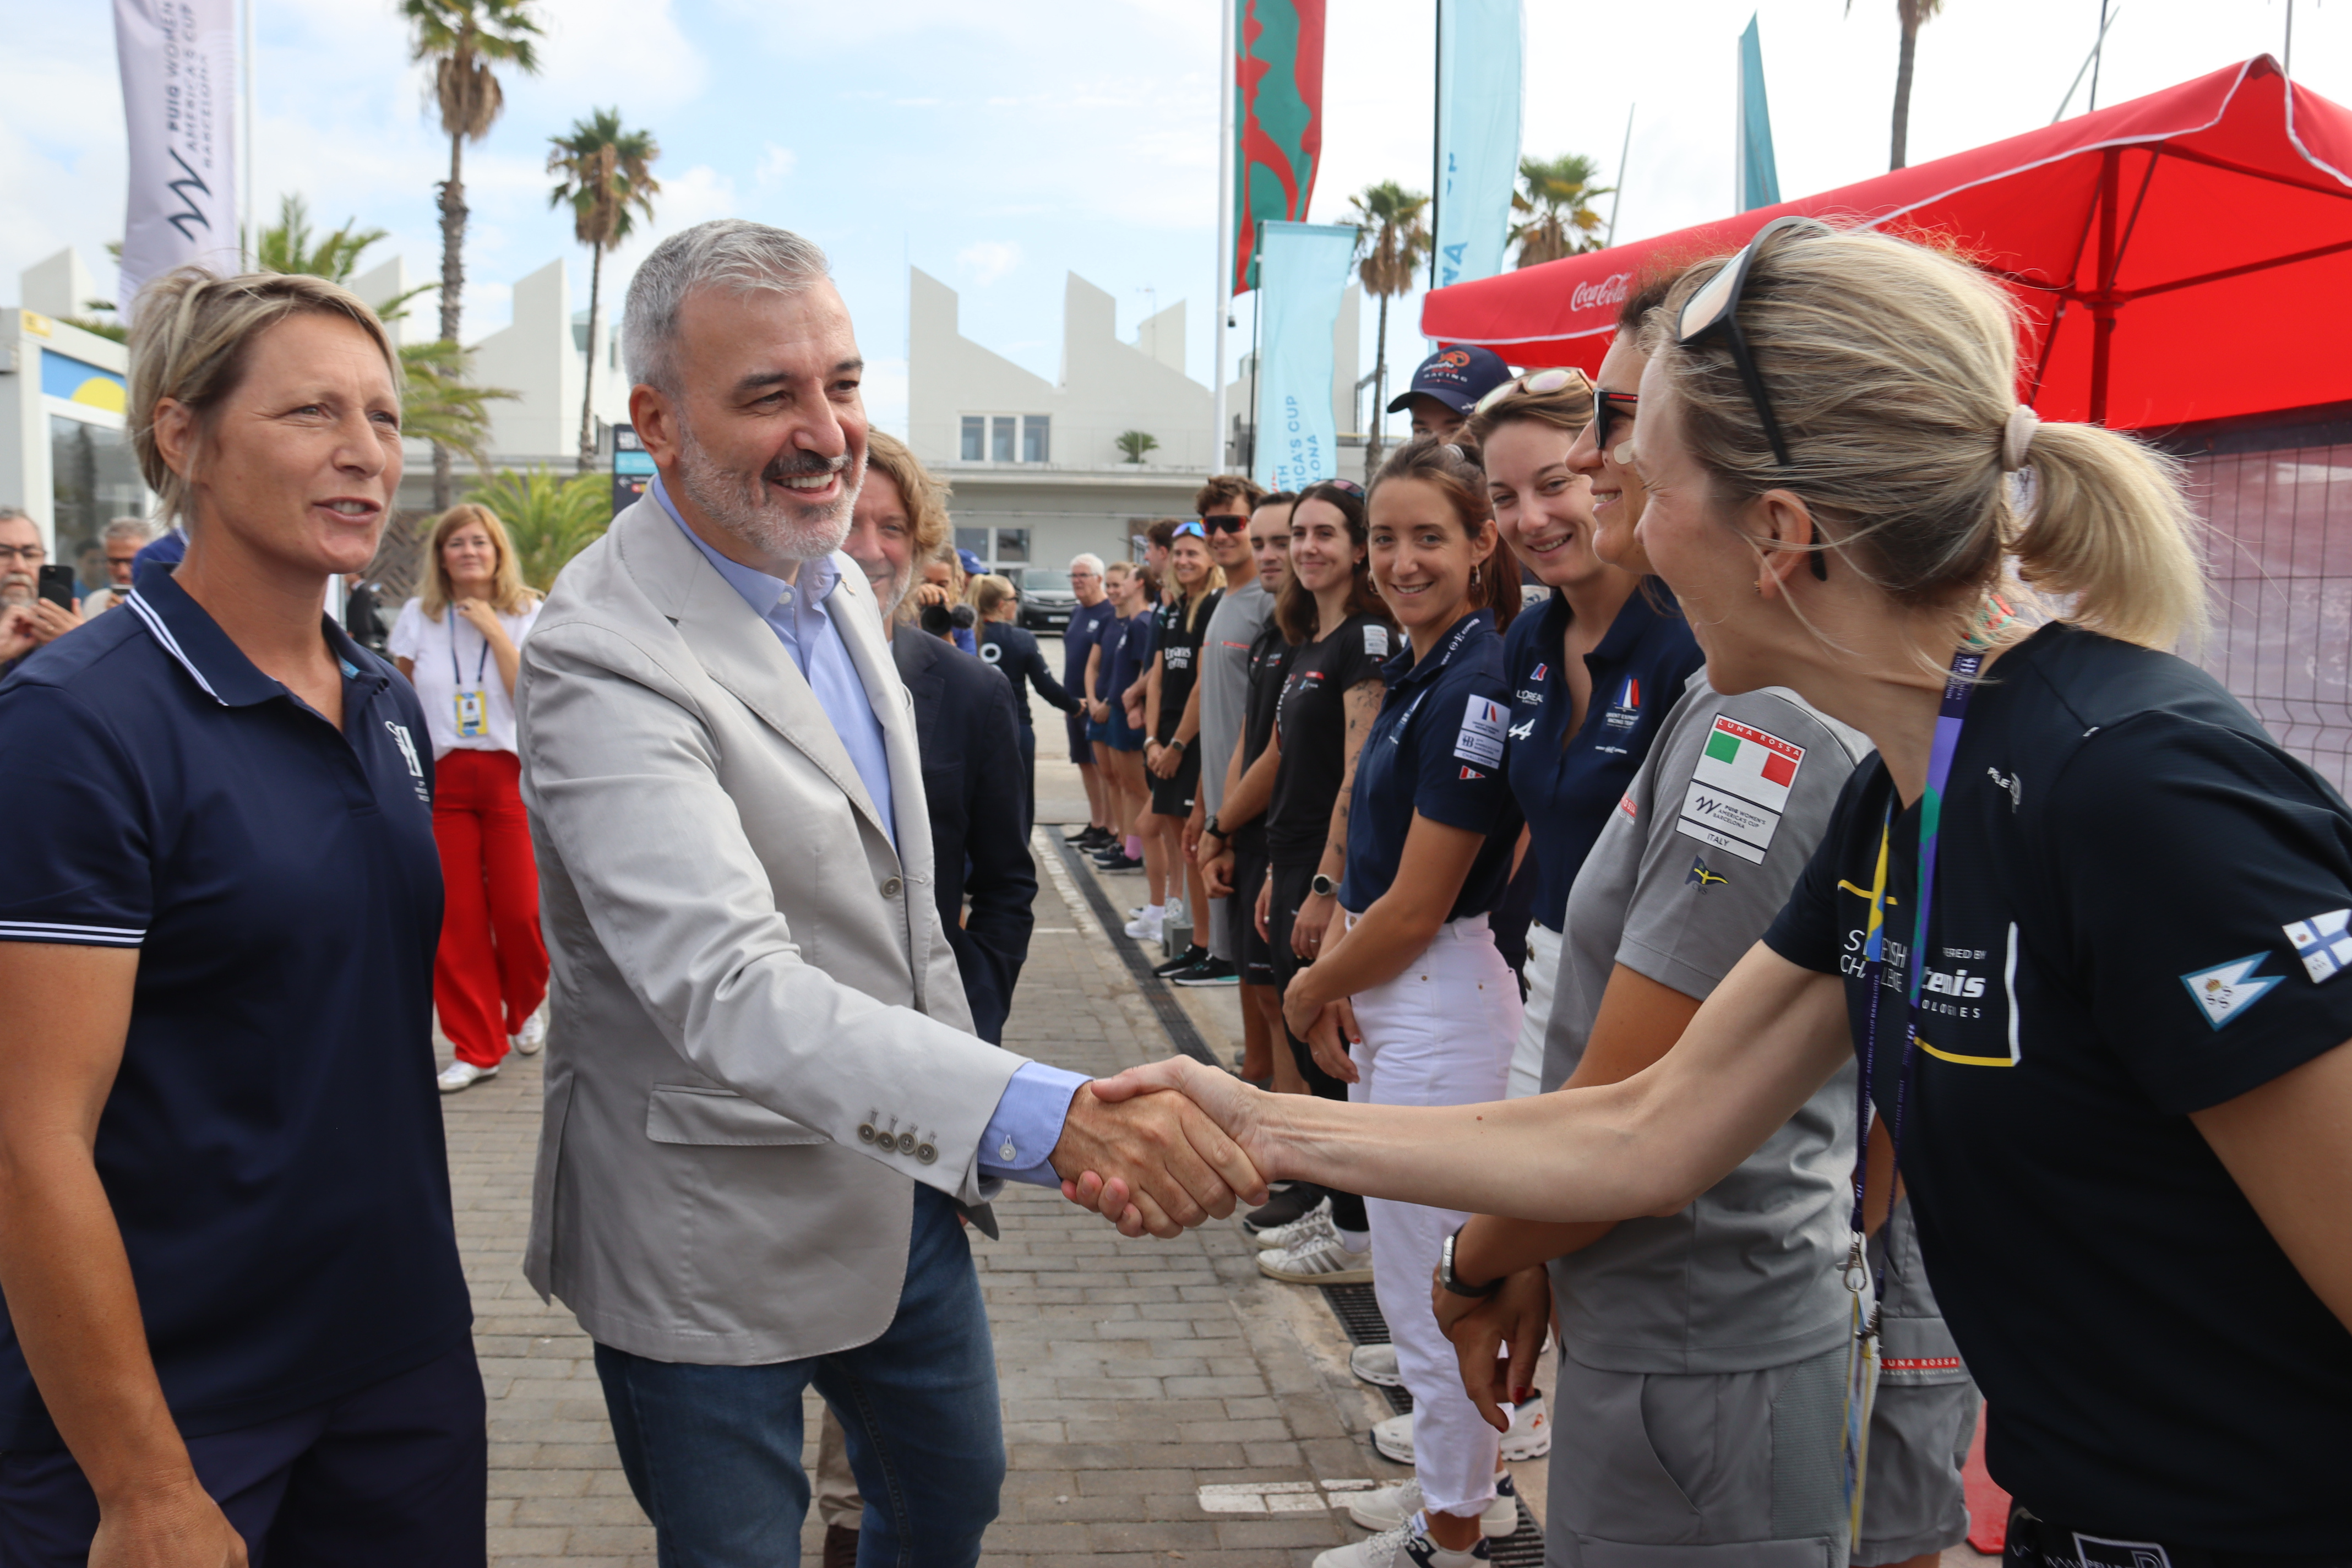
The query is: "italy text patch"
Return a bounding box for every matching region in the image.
[1676,713,1805,864]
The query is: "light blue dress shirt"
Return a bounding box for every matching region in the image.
[652,476,1082,1186]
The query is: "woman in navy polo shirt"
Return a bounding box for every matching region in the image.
[1277,438,1525,1568]
[1468,370,1702,1099]
[0,268,478,1563]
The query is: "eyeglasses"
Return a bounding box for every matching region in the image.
[1472,366,1594,417]
[1173,522,1207,540]
[1675,215,1831,470]
[1200,514,1249,535]
[1594,389,1640,458]
[0,545,47,564]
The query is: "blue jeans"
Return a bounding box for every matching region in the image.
[593,1185,1005,1568]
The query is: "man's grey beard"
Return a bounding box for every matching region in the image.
[0,576,31,608]
[675,417,864,564]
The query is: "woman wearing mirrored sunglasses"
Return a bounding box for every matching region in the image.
[1076,224,2352,1566]
[1468,368,1702,1107]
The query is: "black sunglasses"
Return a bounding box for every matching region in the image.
[1593,389,1639,458]
[1200,514,1249,535]
[1676,214,1833,576]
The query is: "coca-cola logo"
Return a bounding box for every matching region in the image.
[1570,273,1634,314]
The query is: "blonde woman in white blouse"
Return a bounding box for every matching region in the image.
[389,503,545,1092]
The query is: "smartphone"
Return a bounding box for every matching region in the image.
[36,564,76,611]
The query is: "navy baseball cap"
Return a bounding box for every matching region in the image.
[1387,345,1513,415]
[956,547,986,576]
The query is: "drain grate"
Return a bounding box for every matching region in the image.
[1319,1283,1411,1414]
[1317,1285,1548,1562]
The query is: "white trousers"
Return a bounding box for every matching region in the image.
[1347,914,1522,1517]
[1505,920,1562,1099]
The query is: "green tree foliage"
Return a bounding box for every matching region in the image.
[1115,429,1160,464]
[548,108,661,472]
[1511,154,1613,269]
[1346,181,1431,471]
[468,467,611,592]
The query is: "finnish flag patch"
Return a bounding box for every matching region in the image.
[2284,907,2352,983]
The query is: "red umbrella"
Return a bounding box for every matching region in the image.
[1422,56,2352,431]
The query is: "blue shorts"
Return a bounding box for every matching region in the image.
[0,1335,485,1567]
[1086,715,1112,746]
[1067,710,1094,766]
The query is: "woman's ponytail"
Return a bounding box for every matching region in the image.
[2010,421,2204,651]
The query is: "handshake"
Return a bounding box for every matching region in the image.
[1046,1057,1279,1238]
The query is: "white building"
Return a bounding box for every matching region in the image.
[908,265,1360,579]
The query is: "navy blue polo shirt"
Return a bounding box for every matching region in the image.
[1062,598,1117,693]
[1503,587,1705,930]
[1338,609,1524,920]
[0,564,470,1447]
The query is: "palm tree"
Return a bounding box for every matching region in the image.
[467,467,613,591]
[253,194,514,480]
[1346,181,1431,475]
[1850,0,1946,170]
[548,109,661,473]
[1511,154,1613,269]
[401,0,543,507]
[1115,430,1159,465]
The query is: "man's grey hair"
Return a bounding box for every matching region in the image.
[623,220,832,395]
[1069,552,1104,575]
[102,516,157,547]
[0,508,32,527]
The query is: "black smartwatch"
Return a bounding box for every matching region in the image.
[1203,816,1224,840]
[1310,873,1338,899]
[1439,1226,1502,1298]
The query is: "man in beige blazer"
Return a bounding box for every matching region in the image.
[516,220,1260,1566]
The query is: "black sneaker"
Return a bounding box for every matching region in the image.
[1152,945,1209,978]
[1097,853,1145,874]
[1171,956,1240,987]
[1242,1182,1326,1235]
[1064,823,1102,843]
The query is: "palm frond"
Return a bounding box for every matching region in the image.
[466,467,612,592]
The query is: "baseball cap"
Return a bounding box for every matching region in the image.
[1387,344,1513,415]
[955,547,986,577]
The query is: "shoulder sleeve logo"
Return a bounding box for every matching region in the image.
[1455,695,1507,768]
[1363,623,1390,658]
[2178,955,2283,1029]
[2283,908,2352,982]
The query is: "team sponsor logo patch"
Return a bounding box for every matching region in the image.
[2283,907,2352,982]
[1363,623,1390,657]
[1674,713,1805,864]
[1508,716,1536,741]
[1529,662,1548,682]
[1455,695,1507,768]
[2073,1535,2174,1568]
[1685,854,1728,889]
[1616,792,1637,820]
[1602,676,1642,731]
[2178,954,2282,1029]
[1458,765,1486,780]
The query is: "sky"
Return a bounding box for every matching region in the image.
[5,0,2344,444]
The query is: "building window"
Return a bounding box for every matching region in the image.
[49,415,142,592]
[991,417,1016,463]
[961,416,985,461]
[1022,415,1050,465]
[994,529,1030,564]
[954,527,989,560]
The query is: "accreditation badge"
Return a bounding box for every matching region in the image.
[1842,1285,1882,1540]
[454,688,489,738]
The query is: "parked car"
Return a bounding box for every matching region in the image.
[1015,567,1079,632]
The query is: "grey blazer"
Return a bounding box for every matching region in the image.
[517,497,1026,1365]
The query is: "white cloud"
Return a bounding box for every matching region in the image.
[755,144,797,187]
[956,241,1022,287]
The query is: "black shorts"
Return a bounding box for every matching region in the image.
[1147,741,1202,817]
[1231,836,1274,987]
[1065,709,1093,767]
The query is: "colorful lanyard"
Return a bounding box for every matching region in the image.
[450,616,492,689]
[1847,645,1981,1325]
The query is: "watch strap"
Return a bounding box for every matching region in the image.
[1440,1227,1502,1298]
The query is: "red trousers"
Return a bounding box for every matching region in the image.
[432,748,548,1069]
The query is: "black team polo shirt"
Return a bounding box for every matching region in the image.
[0,563,471,1447]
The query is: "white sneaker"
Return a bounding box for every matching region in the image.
[510,1009,547,1056]
[1349,1341,1402,1387]
[1124,907,1164,943]
[1253,1197,1334,1250]
[1346,1476,1518,1538]
[1164,897,1185,926]
[1313,1515,1489,1567]
[437,1061,498,1093]
[1258,1216,1373,1286]
[1374,1395,1550,1466]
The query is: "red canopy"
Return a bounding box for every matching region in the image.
[1420,56,2352,431]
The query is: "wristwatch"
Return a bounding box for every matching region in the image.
[1439,1226,1502,1298]
[1166,736,1187,752]
[1203,816,1224,840]
[1310,873,1338,899]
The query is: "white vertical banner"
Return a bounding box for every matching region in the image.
[1434,0,1523,289]
[115,0,240,312]
[1252,221,1357,493]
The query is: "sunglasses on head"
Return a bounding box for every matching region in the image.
[1173,521,1207,541]
[1320,477,1365,498]
[1200,514,1249,535]
[1472,365,1594,417]
[1676,215,1834,575]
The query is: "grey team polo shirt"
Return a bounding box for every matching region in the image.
[1196,578,1271,818]
[1542,673,1872,1374]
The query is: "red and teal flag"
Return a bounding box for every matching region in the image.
[1233,0,1326,294]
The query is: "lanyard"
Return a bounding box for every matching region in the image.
[450,613,492,689]
[1847,645,1982,1325]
